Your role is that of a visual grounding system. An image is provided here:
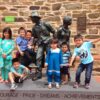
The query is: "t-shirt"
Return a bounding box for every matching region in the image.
[61,51,71,66]
[11,64,25,74]
[16,36,28,51]
[73,41,93,64]
[27,37,33,49]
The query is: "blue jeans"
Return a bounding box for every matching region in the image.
[76,62,93,84]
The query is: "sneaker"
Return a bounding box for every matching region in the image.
[85,84,90,89]
[56,83,60,89]
[10,83,17,91]
[61,81,67,85]
[73,82,79,88]
[48,83,52,89]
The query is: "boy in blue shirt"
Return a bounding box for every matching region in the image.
[9,58,29,91]
[69,34,100,89]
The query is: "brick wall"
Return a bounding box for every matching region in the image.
[0,0,100,72]
[0,0,100,54]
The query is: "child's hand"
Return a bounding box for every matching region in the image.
[67,63,72,67]
[2,54,6,58]
[20,51,24,56]
[44,63,48,68]
[20,74,24,78]
[28,45,32,49]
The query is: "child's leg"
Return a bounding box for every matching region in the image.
[75,63,85,84]
[48,74,53,84]
[61,75,68,85]
[9,72,15,84]
[9,72,18,90]
[54,74,60,84]
[67,67,71,81]
[54,74,60,88]
[64,75,68,82]
[85,62,93,84]
[60,67,64,82]
[61,74,65,81]
[61,67,68,83]
[1,67,5,81]
[5,69,9,81]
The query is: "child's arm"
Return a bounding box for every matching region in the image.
[59,50,63,67]
[69,55,76,67]
[16,44,24,56]
[84,38,100,44]
[2,40,15,58]
[13,71,22,77]
[91,38,100,44]
[4,40,15,56]
[16,37,24,56]
[45,50,50,67]
[23,67,29,75]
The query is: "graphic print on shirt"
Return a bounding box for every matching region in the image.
[78,49,88,59]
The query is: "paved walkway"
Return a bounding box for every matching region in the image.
[0,71,100,92]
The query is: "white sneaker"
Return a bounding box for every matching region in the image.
[85,84,90,89]
[56,83,60,89]
[73,82,79,88]
[48,83,52,89]
[10,83,17,91]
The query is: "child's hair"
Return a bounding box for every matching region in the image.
[27,30,32,34]
[50,38,58,44]
[61,42,70,51]
[18,27,26,34]
[12,58,19,64]
[74,34,83,41]
[2,27,12,39]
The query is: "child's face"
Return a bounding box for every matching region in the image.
[50,43,57,49]
[26,32,32,40]
[13,62,20,69]
[4,32,10,39]
[62,45,68,52]
[74,38,83,47]
[19,30,26,38]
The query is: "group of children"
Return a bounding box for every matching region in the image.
[46,35,100,89]
[0,27,32,90]
[0,27,100,90]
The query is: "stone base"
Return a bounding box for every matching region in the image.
[0,90,100,100]
[0,71,100,100]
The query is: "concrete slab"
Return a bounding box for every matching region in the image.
[0,71,100,100]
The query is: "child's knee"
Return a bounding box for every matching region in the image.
[8,72,13,77]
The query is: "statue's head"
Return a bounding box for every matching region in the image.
[63,16,72,26]
[30,11,41,23]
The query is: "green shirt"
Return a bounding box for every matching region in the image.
[11,64,25,74]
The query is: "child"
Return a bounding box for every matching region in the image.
[45,38,62,89]
[16,27,31,67]
[0,37,3,83]
[9,58,29,90]
[26,30,34,50]
[69,34,100,89]
[1,27,14,83]
[61,42,71,84]
[26,30,36,63]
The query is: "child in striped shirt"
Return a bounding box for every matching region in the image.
[61,42,71,84]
